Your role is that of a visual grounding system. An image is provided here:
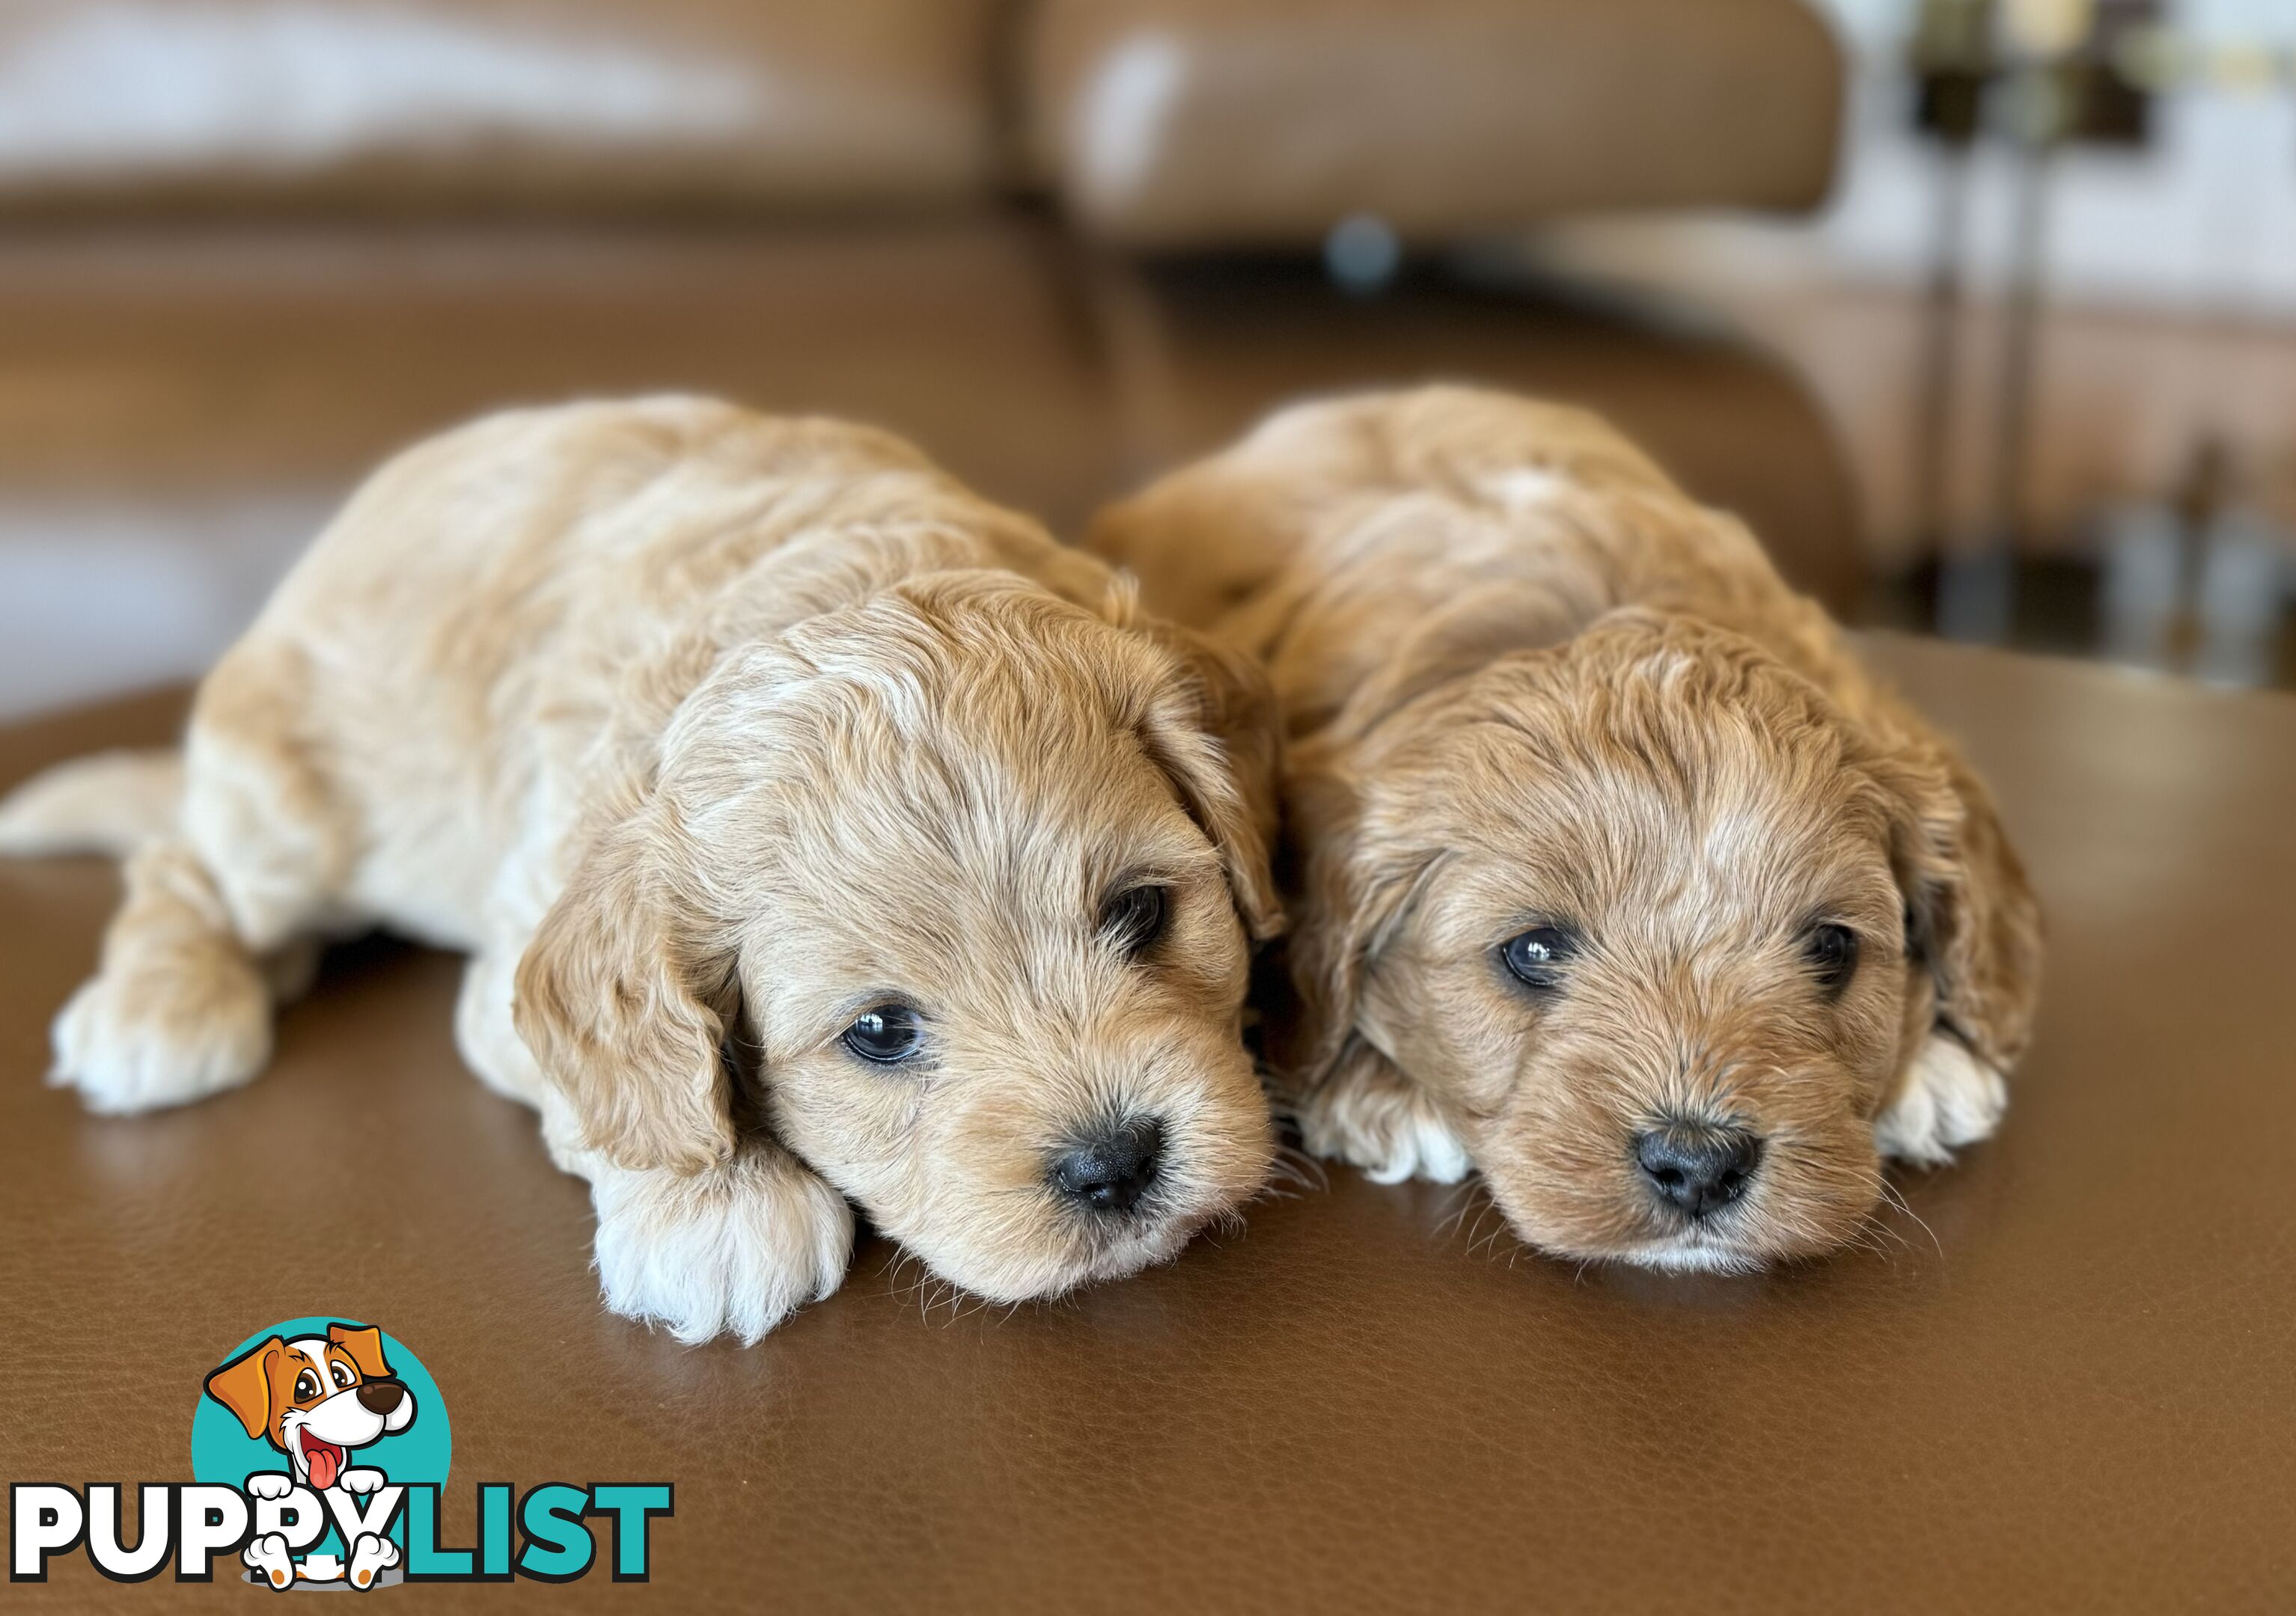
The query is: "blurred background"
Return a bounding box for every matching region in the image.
[0,0,2289,720]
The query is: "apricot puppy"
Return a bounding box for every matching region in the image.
[0,397,1281,1338]
[1089,385,2042,1273]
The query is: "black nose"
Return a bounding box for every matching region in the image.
[354,1378,405,1415]
[1048,1117,1164,1214]
[1634,1123,1762,1219]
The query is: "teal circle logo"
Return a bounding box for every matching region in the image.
[13,1316,668,1586]
[190,1317,449,1586]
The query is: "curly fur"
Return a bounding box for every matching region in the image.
[4,397,1282,1340]
[1089,385,2043,1270]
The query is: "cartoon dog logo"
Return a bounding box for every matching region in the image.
[203,1323,416,1589]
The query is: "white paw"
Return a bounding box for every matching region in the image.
[48,958,269,1114]
[243,1531,295,1591]
[590,1146,854,1344]
[346,1532,398,1589]
[244,1471,296,1501]
[339,1468,385,1496]
[1877,1032,2009,1167]
[1297,1061,1472,1186]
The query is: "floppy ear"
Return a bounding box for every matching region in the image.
[327,1323,391,1380]
[1119,596,1286,942]
[1284,752,1439,1086]
[204,1338,284,1442]
[1873,732,2044,1072]
[513,783,738,1178]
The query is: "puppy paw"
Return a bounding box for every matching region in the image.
[590,1145,855,1344]
[339,1468,385,1496]
[243,1471,296,1502]
[49,953,270,1115]
[346,1532,399,1589]
[243,1531,295,1591]
[1877,1032,2009,1166]
[1297,1058,1471,1185]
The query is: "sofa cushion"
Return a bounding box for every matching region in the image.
[0,0,1006,210]
[1025,0,1843,248]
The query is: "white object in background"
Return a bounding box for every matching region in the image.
[1550,0,2296,322]
[2098,501,2184,671]
[2191,512,2287,686]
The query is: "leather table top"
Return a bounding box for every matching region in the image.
[3,636,2290,1612]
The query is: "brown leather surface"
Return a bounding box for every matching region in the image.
[6,643,2292,1610]
[1026,0,1843,247]
[0,0,1006,211]
[0,222,1124,541]
[0,226,1857,611]
[1092,257,1868,614]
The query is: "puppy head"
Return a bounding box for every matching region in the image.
[516,571,1280,1303]
[1295,610,2039,1271]
[203,1323,415,1486]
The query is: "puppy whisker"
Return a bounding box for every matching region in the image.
[1250,1143,1327,1204]
[1432,1177,1486,1240]
[1875,1173,1946,1267]
[1274,1142,1329,1191]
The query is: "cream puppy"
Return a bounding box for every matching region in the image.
[1088,386,2042,1273]
[1,397,1282,1339]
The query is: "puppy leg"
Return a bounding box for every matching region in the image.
[243,1531,296,1591]
[178,643,354,955]
[459,947,612,1183]
[49,643,356,1113]
[585,1140,855,1344]
[1296,1046,1472,1185]
[346,1533,398,1590]
[454,947,549,1108]
[1875,1031,2009,1166]
[50,838,280,1112]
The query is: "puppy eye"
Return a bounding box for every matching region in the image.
[295,1371,320,1401]
[1804,922,1860,991]
[842,1005,925,1064]
[330,1362,353,1389]
[1099,884,1170,957]
[1500,925,1578,990]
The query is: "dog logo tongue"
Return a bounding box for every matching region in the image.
[307,1439,343,1490]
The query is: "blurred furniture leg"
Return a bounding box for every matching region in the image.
[2097,501,2184,671]
[2190,509,2287,688]
[1941,51,2066,643]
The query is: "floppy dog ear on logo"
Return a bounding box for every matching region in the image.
[204,1338,286,1440]
[328,1322,391,1380]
